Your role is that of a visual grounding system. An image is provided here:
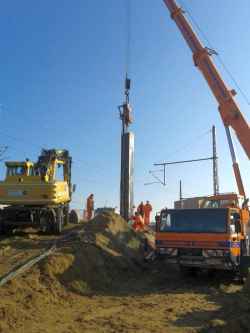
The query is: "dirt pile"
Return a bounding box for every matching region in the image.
[2,214,250,333]
[40,212,148,295]
[0,212,150,332]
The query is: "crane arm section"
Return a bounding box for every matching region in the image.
[163,0,250,160]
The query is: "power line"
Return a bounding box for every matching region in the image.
[165,128,211,160]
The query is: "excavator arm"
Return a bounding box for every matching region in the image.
[37,149,72,197]
[163,0,250,160]
[163,0,250,198]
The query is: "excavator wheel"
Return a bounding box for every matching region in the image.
[0,211,13,236]
[40,209,56,234]
[0,223,13,236]
[54,207,63,235]
[63,204,70,226]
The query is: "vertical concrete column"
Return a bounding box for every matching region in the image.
[120,132,134,221]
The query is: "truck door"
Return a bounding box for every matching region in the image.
[229,211,241,264]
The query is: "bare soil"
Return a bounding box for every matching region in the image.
[0,212,249,333]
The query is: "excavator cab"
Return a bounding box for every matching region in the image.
[5,161,32,178]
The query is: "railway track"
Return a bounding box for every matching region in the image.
[0,224,85,287]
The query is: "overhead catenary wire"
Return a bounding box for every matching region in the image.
[179,0,250,106]
[146,128,213,186]
[165,128,211,160]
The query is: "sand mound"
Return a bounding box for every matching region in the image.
[0,213,151,332]
[40,212,148,295]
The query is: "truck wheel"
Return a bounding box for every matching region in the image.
[0,222,4,235]
[0,211,4,235]
[240,256,250,279]
[0,217,3,235]
[55,208,63,234]
[180,265,198,276]
[180,265,190,275]
[63,204,70,226]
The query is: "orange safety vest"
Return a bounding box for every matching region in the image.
[144,204,152,217]
[137,203,144,216]
[144,204,152,225]
[132,215,144,231]
[87,197,94,211]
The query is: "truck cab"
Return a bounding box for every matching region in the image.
[155,207,250,271]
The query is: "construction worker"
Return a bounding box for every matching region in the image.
[144,201,152,227]
[86,194,94,221]
[137,201,145,219]
[132,212,144,231]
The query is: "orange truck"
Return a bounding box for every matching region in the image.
[155,206,250,273]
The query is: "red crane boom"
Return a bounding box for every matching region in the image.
[163,0,249,197]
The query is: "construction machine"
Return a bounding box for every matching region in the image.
[154,0,250,273]
[0,149,74,234]
[156,207,250,272]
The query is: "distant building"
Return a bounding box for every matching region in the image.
[174,196,207,209]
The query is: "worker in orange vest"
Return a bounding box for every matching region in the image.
[144,200,152,227]
[86,194,94,221]
[137,201,145,219]
[132,212,144,231]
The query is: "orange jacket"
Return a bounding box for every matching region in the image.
[137,203,144,216]
[87,196,94,211]
[132,214,144,231]
[144,203,152,217]
[134,214,144,225]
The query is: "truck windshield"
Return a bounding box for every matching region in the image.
[160,209,228,233]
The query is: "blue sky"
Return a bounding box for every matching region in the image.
[0,0,250,213]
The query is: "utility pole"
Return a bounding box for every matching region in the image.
[118,75,134,221]
[212,125,219,195]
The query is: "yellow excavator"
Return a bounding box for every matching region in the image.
[0,149,74,234]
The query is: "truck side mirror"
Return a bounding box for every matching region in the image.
[72,184,76,193]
